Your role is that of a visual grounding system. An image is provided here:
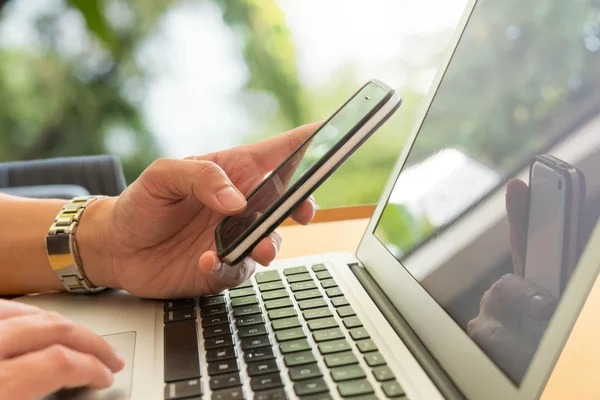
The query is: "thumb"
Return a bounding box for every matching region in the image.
[140,158,247,215]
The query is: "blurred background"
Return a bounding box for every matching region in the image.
[0,0,468,208]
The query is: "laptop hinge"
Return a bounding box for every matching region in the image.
[349,262,466,400]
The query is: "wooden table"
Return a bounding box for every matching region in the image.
[277,210,600,400]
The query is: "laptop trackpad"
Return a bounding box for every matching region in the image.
[45,331,136,400]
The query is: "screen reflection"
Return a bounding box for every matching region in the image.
[375,0,600,385]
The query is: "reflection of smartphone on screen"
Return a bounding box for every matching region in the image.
[215,79,402,265]
[523,155,585,298]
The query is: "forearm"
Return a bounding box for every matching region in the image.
[0,194,116,295]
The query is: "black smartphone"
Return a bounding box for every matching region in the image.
[215,79,402,265]
[523,154,586,297]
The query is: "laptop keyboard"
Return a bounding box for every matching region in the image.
[163,264,407,399]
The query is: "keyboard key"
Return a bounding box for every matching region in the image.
[236,314,265,327]
[279,338,311,354]
[287,273,313,284]
[165,378,203,400]
[199,296,225,308]
[324,351,358,368]
[233,304,261,317]
[320,279,337,289]
[209,372,242,391]
[356,339,377,353]
[208,360,240,376]
[164,320,201,382]
[202,314,229,328]
[231,296,258,308]
[318,339,351,355]
[337,306,356,318]
[247,359,280,377]
[284,351,316,367]
[303,307,332,320]
[315,271,332,280]
[293,378,329,396]
[311,264,327,272]
[258,281,285,292]
[238,324,268,338]
[265,298,293,310]
[330,297,349,308]
[268,307,297,320]
[206,347,236,363]
[244,348,275,363]
[203,323,231,338]
[301,394,332,400]
[262,289,289,301]
[236,280,253,288]
[307,317,338,331]
[283,266,308,275]
[294,289,322,301]
[201,305,227,318]
[330,365,366,382]
[229,287,256,298]
[275,327,306,342]
[290,281,318,292]
[164,308,195,323]
[250,373,284,391]
[382,380,405,397]
[272,317,301,331]
[326,287,343,298]
[288,363,322,381]
[342,316,362,329]
[165,298,194,311]
[373,365,395,382]
[212,386,245,400]
[337,379,374,397]
[255,270,281,284]
[349,327,370,341]
[364,352,386,367]
[241,335,271,351]
[254,388,287,400]
[205,336,234,350]
[313,327,344,342]
[298,298,327,310]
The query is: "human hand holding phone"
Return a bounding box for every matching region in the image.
[215,79,402,264]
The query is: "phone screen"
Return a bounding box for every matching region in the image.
[218,82,390,251]
[524,161,567,298]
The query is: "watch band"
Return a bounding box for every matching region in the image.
[45,195,107,293]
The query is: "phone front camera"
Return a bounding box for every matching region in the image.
[364,96,370,100]
[558,180,563,190]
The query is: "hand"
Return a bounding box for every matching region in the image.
[80,123,320,299]
[466,178,557,382]
[0,300,124,400]
[466,273,556,382]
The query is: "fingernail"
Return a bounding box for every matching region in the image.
[112,347,125,366]
[271,231,282,252]
[216,186,246,210]
[529,294,555,319]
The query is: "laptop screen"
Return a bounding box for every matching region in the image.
[374,0,600,386]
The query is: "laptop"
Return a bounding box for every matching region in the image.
[18,0,600,398]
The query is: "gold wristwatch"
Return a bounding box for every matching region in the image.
[45,195,106,293]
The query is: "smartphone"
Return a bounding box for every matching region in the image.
[523,154,585,298]
[215,79,401,265]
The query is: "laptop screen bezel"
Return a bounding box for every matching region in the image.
[355,0,600,398]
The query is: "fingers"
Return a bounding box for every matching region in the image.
[246,122,322,175]
[505,178,529,276]
[0,312,124,373]
[250,232,282,266]
[141,158,247,215]
[483,274,557,324]
[199,252,257,294]
[290,197,316,226]
[0,299,43,320]
[0,344,114,399]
